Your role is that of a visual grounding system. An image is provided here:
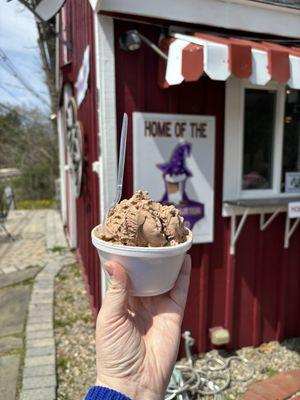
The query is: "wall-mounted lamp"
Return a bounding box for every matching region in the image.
[119,30,141,51]
[119,30,168,60]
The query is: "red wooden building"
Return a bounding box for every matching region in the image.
[56,0,300,352]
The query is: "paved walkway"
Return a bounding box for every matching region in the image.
[0,209,75,400]
[240,370,300,400]
[0,210,57,274]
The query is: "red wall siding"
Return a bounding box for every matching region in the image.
[114,19,300,353]
[59,7,300,351]
[59,0,101,317]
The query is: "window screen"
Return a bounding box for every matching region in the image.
[242,89,276,190]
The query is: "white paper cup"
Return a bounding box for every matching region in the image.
[91,225,193,297]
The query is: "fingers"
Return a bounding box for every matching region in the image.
[99,261,129,320]
[169,254,191,313]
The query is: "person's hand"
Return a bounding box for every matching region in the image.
[95,255,191,400]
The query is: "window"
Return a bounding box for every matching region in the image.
[281,89,300,193]
[242,89,276,190]
[223,78,300,201]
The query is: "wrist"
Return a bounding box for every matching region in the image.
[96,378,162,400]
[86,386,131,400]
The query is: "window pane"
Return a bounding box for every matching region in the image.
[281,89,300,193]
[242,89,276,190]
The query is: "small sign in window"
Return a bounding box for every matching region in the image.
[281,89,300,192]
[285,172,300,193]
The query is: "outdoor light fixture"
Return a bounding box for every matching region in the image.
[119,30,168,60]
[119,30,142,51]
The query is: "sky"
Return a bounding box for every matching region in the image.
[0,0,50,112]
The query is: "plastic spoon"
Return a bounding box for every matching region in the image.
[102,113,128,223]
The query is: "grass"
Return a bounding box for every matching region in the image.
[73,266,81,278]
[57,263,80,281]
[0,335,23,357]
[63,293,73,302]
[15,199,56,209]
[25,264,42,270]
[2,268,38,289]
[51,245,67,254]
[264,368,278,378]
[224,394,237,400]
[6,277,35,289]
[55,314,91,329]
[57,355,69,371]
[57,274,67,282]
[223,388,244,400]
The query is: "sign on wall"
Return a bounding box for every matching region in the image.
[288,202,300,218]
[75,45,90,107]
[66,97,83,198]
[133,112,215,243]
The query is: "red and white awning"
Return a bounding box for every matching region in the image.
[158,32,300,89]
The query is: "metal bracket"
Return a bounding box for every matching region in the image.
[284,214,300,249]
[92,160,101,175]
[230,208,249,255]
[259,210,280,231]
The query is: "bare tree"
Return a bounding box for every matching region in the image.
[17,0,59,133]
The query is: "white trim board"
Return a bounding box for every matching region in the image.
[57,109,67,225]
[89,0,101,13]
[63,84,78,250]
[56,14,66,225]
[93,0,300,39]
[94,15,118,300]
[223,203,286,217]
[95,15,118,224]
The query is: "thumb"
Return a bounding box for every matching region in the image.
[100,261,129,319]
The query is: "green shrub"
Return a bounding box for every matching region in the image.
[16,199,56,209]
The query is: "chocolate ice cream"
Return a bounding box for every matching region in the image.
[96,191,190,247]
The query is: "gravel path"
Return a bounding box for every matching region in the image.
[55,263,96,400]
[177,338,300,398]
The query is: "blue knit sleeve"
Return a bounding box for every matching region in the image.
[85,386,132,400]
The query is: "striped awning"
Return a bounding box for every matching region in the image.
[158,32,300,89]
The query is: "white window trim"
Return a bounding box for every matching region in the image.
[223,77,300,204]
[238,80,284,199]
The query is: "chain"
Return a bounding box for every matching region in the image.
[165,332,255,399]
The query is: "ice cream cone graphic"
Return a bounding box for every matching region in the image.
[157,142,204,229]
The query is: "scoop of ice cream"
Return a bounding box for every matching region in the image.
[96,190,189,247]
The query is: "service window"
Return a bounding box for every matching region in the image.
[223,78,300,201]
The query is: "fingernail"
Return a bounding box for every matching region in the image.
[104,262,114,277]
